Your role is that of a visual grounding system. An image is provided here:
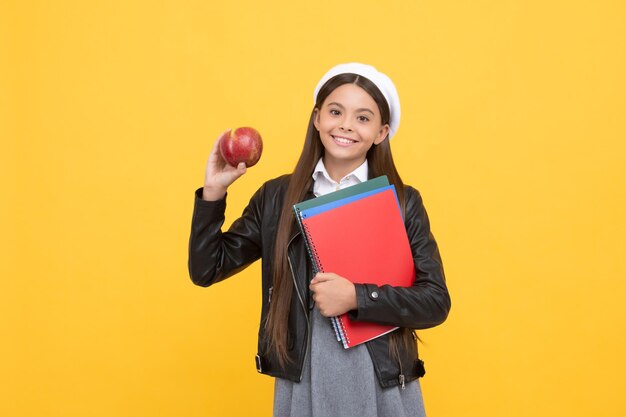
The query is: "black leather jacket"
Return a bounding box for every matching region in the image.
[188,174,450,388]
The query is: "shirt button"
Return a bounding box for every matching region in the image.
[371,291,379,299]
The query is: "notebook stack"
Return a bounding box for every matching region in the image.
[293,176,416,348]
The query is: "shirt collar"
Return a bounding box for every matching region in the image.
[312,158,369,184]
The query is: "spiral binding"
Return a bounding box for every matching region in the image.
[337,316,351,348]
[301,222,323,274]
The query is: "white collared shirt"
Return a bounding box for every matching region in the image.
[312,158,369,197]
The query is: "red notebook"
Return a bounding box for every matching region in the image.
[299,186,416,348]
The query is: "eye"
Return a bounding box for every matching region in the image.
[358,115,370,122]
[329,109,341,116]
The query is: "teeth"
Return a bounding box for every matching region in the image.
[334,136,355,144]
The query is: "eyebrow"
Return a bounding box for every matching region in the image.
[327,102,375,115]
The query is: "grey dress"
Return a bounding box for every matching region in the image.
[273,306,426,417]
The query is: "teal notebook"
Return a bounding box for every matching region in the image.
[294,175,389,213]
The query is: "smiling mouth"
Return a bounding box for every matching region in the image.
[332,135,357,145]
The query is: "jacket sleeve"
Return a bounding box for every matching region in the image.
[187,186,264,287]
[349,187,451,329]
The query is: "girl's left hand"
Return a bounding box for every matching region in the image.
[309,273,357,317]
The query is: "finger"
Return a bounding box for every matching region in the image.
[312,273,335,284]
[217,128,231,143]
[221,159,244,173]
[209,130,228,160]
[311,273,324,283]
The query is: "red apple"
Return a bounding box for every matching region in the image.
[219,127,263,167]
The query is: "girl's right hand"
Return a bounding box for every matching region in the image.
[202,129,247,201]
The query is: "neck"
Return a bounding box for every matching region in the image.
[322,156,366,183]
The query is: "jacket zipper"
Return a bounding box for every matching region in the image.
[392,339,406,389]
[287,235,311,382]
[398,360,405,389]
[263,286,273,330]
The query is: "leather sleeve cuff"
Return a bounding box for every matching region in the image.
[349,283,381,321]
[194,187,227,217]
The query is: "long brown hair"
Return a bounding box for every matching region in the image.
[267,73,413,366]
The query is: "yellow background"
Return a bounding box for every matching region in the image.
[2,0,625,416]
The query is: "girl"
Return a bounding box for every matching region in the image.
[188,63,451,417]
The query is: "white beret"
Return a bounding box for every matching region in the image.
[313,63,401,139]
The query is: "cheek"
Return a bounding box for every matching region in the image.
[318,118,335,131]
[361,127,379,141]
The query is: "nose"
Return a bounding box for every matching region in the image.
[339,118,353,132]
